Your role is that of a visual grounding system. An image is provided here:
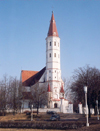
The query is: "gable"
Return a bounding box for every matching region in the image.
[21,70,38,83]
[21,67,46,86]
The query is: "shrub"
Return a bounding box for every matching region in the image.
[0,121,85,129]
[0,111,6,116]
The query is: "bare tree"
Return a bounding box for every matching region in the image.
[0,75,22,115]
[8,77,22,115]
[0,75,9,115]
[63,77,73,102]
[30,83,48,114]
[70,65,100,117]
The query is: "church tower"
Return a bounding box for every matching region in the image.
[45,12,62,107]
[20,12,69,111]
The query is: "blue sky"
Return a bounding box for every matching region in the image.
[0,0,100,80]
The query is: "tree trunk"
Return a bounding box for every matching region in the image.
[88,103,91,118]
[37,107,39,114]
[88,106,91,118]
[95,106,97,115]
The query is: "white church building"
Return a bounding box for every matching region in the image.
[21,12,72,113]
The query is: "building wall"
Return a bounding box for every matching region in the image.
[21,100,30,109]
[46,36,61,82]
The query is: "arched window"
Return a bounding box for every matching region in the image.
[54,42,56,46]
[49,53,51,57]
[50,42,51,46]
[54,103,57,108]
[54,53,56,57]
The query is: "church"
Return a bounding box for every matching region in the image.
[21,12,72,113]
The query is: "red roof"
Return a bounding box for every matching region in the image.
[69,101,73,104]
[60,97,64,99]
[48,12,59,37]
[21,70,38,83]
[47,83,51,92]
[21,67,46,86]
[60,84,64,93]
[52,99,60,101]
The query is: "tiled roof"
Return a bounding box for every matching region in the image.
[48,12,59,37]
[60,84,64,93]
[21,67,46,86]
[52,99,60,101]
[21,70,38,83]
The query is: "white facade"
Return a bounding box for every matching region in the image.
[45,36,61,93]
[21,12,70,113]
[78,103,83,114]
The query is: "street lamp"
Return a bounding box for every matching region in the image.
[31,104,33,121]
[96,100,99,120]
[84,86,89,127]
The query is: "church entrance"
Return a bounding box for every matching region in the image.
[54,103,57,108]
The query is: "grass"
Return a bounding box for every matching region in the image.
[0,113,100,131]
[1,124,100,131]
[0,112,51,121]
[0,113,28,121]
[0,129,67,131]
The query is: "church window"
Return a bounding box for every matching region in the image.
[58,43,59,47]
[54,42,56,46]
[54,103,57,108]
[49,70,51,73]
[49,53,51,57]
[54,53,56,57]
[50,42,51,46]
[58,54,59,58]
[55,70,56,73]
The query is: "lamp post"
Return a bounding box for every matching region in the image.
[96,100,99,120]
[31,104,33,121]
[84,86,89,127]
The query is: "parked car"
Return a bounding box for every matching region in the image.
[47,111,57,115]
[50,114,60,121]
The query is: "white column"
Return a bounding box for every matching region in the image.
[78,103,83,114]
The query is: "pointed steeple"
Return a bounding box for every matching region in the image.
[47,83,51,92]
[60,84,64,93]
[47,12,59,37]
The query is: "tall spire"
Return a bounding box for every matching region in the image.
[47,12,59,37]
[47,83,51,92]
[60,84,64,93]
